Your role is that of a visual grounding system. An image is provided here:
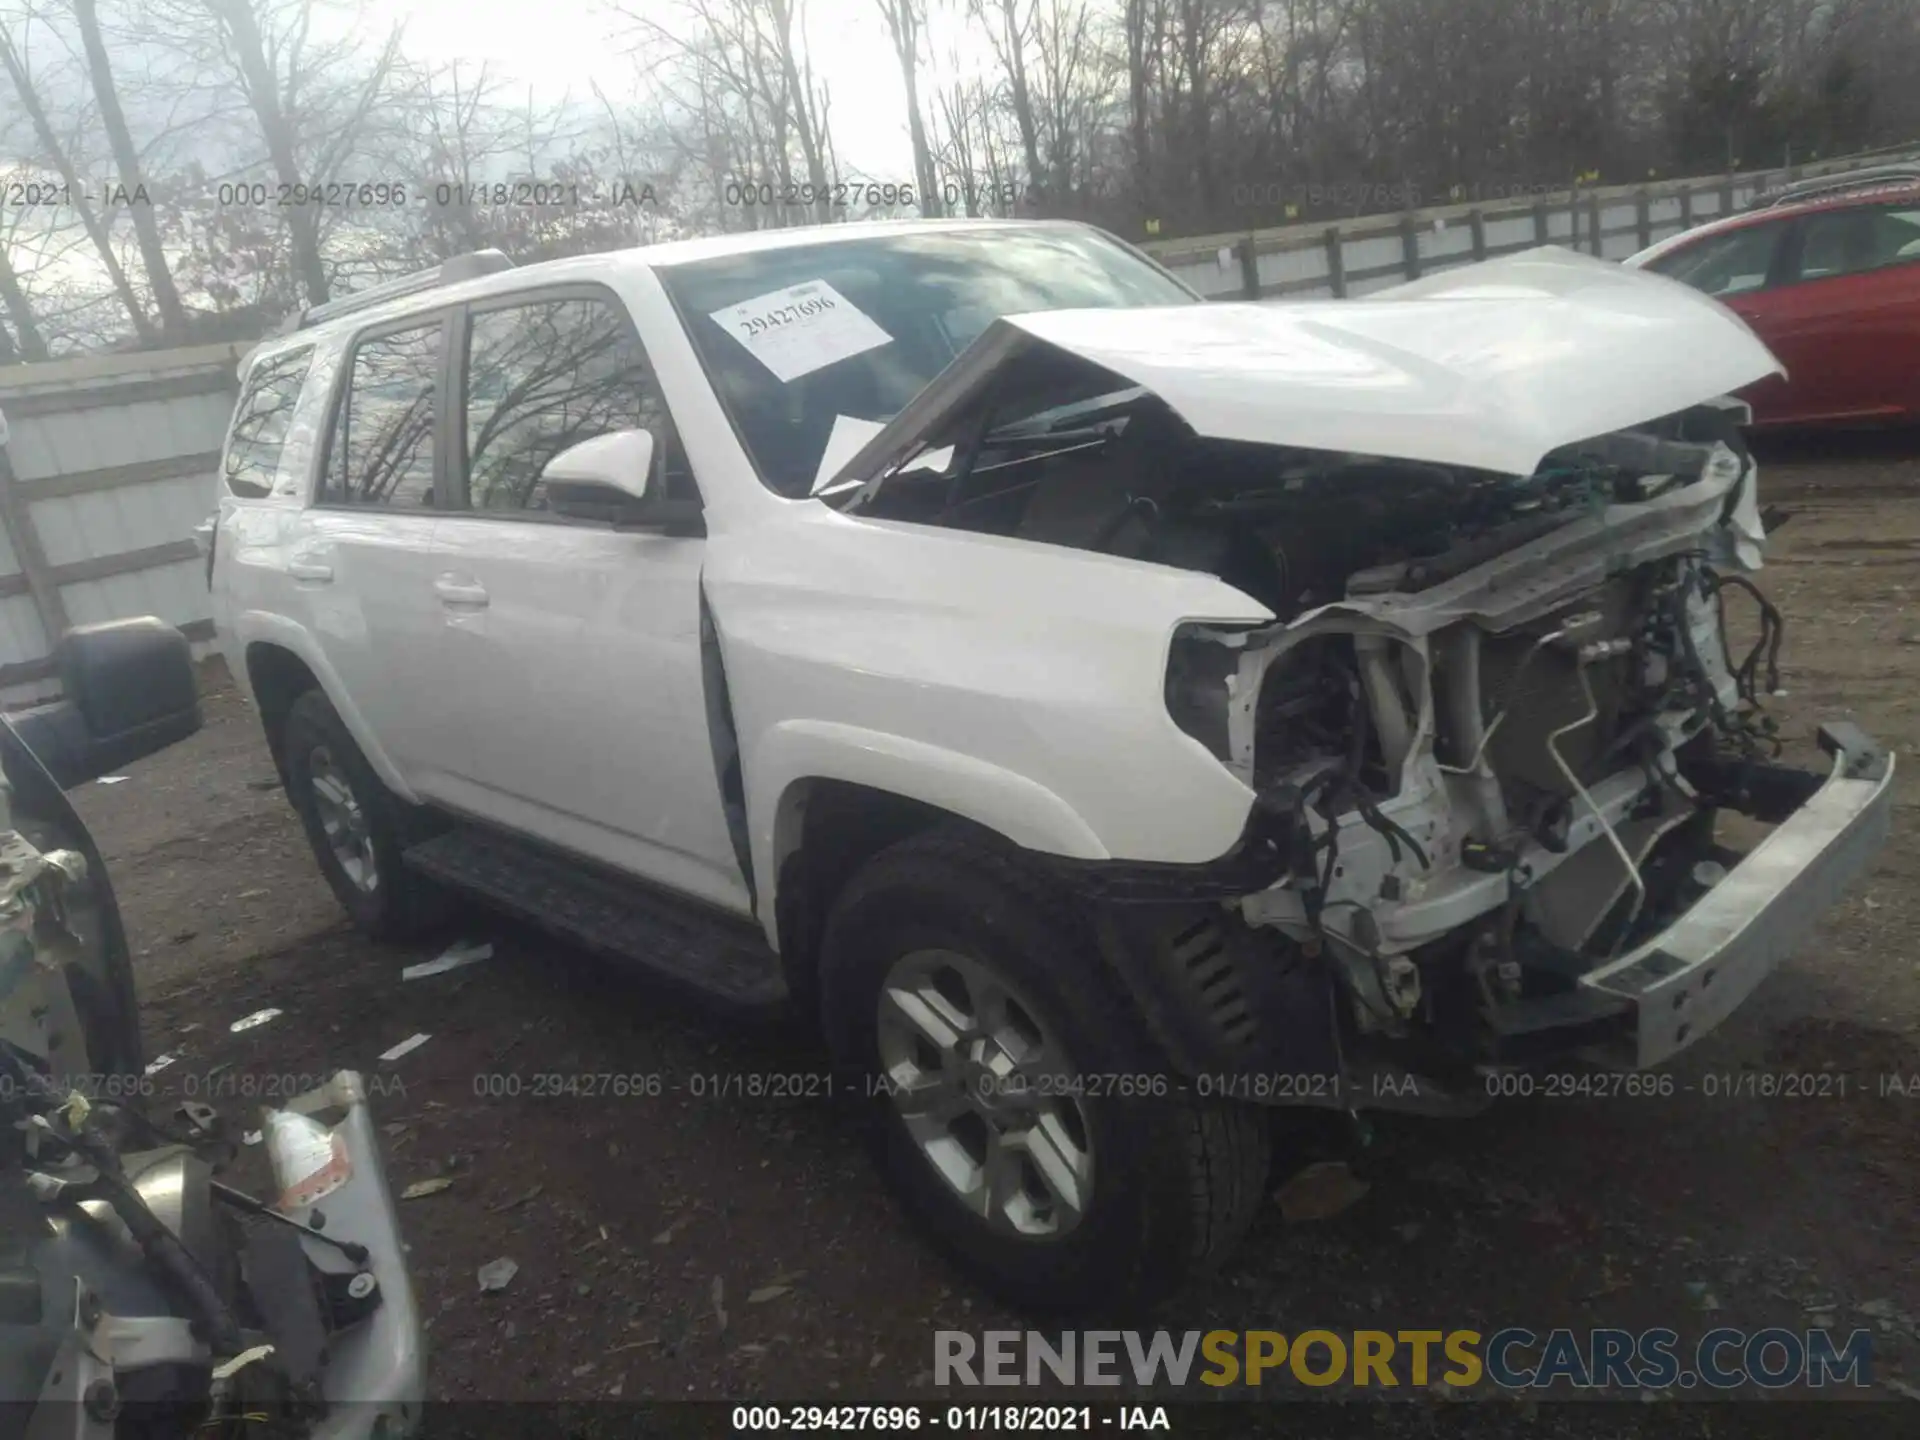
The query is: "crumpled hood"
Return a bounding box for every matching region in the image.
[998,247,1782,477]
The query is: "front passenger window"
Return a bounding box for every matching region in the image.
[1648,222,1785,298]
[462,296,693,513]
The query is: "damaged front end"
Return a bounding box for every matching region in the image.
[827,251,1893,1106]
[1149,419,1892,1102]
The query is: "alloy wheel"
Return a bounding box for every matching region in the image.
[875,947,1093,1239]
[308,745,378,894]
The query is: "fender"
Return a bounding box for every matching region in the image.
[751,719,1110,948]
[228,610,421,805]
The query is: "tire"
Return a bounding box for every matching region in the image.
[819,826,1270,1314]
[281,688,447,940]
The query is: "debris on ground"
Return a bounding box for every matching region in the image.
[402,1177,456,1200]
[477,1257,518,1293]
[711,1277,728,1332]
[229,1008,283,1033]
[379,1033,431,1063]
[94,776,128,785]
[143,1054,177,1076]
[1274,1160,1371,1222]
[486,1184,542,1213]
[403,941,493,981]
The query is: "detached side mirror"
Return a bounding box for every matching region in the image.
[542,429,704,536]
[5,618,202,789]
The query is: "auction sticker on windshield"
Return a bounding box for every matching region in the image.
[710,280,892,382]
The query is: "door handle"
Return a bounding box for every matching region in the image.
[433,573,489,608]
[287,557,333,583]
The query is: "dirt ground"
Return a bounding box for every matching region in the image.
[68,432,1920,1407]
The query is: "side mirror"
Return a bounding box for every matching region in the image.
[543,429,654,523]
[5,617,202,789]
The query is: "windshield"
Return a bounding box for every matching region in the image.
[657,226,1197,497]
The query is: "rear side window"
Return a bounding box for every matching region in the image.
[1795,204,1920,281]
[1647,222,1785,297]
[320,320,443,507]
[225,347,313,498]
[460,294,690,513]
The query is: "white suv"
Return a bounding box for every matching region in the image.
[210,221,1892,1310]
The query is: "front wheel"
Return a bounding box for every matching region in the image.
[282,688,447,939]
[819,827,1270,1313]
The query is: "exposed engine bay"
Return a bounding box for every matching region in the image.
[837,359,1879,1093]
[840,353,1758,625]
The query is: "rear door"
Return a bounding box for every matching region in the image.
[281,313,456,789]
[427,286,750,915]
[1760,201,1920,423]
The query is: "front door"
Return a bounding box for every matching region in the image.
[427,288,750,915]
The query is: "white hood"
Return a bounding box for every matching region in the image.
[1001,247,1782,477]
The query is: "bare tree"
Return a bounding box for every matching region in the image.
[12,0,1920,351]
[0,242,49,359]
[973,0,1045,192]
[69,0,188,335]
[874,0,941,215]
[616,0,838,227]
[183,0,405,307]
[0,19,156,342]
[1121,0,1164,222]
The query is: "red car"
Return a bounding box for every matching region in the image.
[1624,168,1920,427]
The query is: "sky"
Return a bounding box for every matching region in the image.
[368,0,936,180]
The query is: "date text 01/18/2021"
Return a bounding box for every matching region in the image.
[730,1406,1172,1432]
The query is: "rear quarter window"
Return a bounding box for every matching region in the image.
[225,346,315,497]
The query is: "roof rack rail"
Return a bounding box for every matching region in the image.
[288,249,515,331]
[1753,164,1920,209]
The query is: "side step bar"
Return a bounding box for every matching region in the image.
[402,828,787,1009]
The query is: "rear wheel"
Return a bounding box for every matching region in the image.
[282,689,447,939]
[819,826,1270,1313]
